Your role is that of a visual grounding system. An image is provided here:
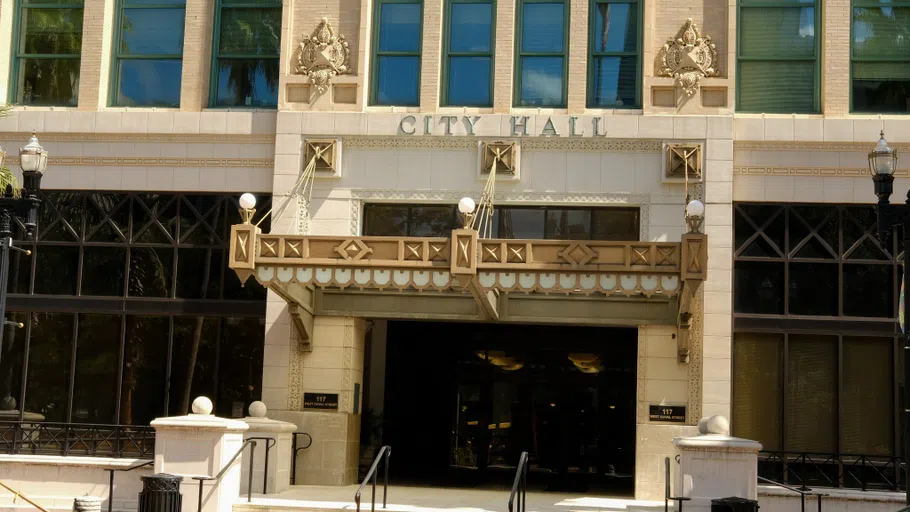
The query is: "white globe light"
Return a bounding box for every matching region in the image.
[686,199,705,218]
[239,193,256,209]
[458,197,476,214]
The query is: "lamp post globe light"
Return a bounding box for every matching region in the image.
[0,133,46,356]
[868,131,910,504]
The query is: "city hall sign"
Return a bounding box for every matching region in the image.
[397,114,622,138]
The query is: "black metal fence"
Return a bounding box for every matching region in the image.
[0,421,155,458]
[759,451,906,491]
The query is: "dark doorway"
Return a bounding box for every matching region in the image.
[382,321,637,495]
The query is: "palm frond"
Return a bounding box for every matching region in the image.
[0,168,22,198]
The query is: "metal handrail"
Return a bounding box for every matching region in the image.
[664,457,690,512]
[758,475,828,512]
[106,460,153,512]
[355,445,391,512]
[0,480,48,512]
[291,432,313,485]
[508,451,529,512]
[247,437,277,494]
[191,439,257,512]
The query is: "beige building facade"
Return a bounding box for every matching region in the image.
[0,0,904,503]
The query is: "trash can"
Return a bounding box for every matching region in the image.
[138,473,183,512]
[711,497,759,512]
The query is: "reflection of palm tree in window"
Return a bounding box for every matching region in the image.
[853,7,910,109]
[20,7,82,105]
[219,8,281,105]
[596,4,609,103]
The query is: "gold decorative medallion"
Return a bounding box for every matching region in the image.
[659,18,718,98]
[666,144,703,180]
[295,18,351,93]
[480,141,516,174]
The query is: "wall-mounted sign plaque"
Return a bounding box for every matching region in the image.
[304,392,339,410]
[649,405,686,423]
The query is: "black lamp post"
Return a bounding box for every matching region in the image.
[869,130,909,503]
[0,133,46,366]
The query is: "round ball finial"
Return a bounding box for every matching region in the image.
[191,396,214,415]
[697,417,709,435]
[458,197,476,215]
[705,415,730,436]
[239,193,256,210]
[248,401,267,418]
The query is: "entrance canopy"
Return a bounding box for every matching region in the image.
[228,221,707,360]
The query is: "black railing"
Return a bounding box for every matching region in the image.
[355,445,390,512]
[247,436,277,495]
[191,439,257,512]
[758,476,827,512]
[0,421,155,458]
[290,432,312,485]
[664,456,689,512]
[759,451,905,491]
[106,460,154,512]
[508,451,529,512]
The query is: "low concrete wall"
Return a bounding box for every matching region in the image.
[0,455,153,512]
[758,486,903,512]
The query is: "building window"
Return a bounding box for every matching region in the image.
[442,0,494,107]
[11,0,84,106]
[851,4,910,113]
[732,203,901,490]
[210,0,281,108]
[588,0,640,108]
[514,0,567,107]
[371,0,423,106]
[363,204,640,240]
[736,0,819,113]
[112,0,186,107]
[0,192,270,440]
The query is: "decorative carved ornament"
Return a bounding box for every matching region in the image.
[304,138,339,173]
[666,143,703,180]
[659,18,718,97]
[480,141,517,175]
[295,18,351,93]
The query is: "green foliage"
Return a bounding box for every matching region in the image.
[0,167,21,197]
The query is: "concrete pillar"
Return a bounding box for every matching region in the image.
[271,316,367,486]
[151,396,249,512]
[672,415,762,512]
[240,401,296,495]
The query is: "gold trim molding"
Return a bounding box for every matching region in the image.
[734,140,910,152]
[342,136,662,152]
[734,166,910,178]
[5,155,274,168]
[0,132,276,144]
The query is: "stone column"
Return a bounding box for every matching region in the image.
[240,401,297,495]
[271,316,367,486]
[151,397,249,512]
[672,416,762,512]
[77,0,116,109]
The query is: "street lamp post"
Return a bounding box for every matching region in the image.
[0,133,46,361]
[869,130,909,504]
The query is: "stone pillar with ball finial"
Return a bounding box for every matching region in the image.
[240,401,296,494]
[150,396,250,512]
[671,415,763,512]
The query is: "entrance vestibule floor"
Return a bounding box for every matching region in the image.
[237,486,665,512]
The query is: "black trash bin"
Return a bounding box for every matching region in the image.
[711,497,759,512]
[138,473,183,512]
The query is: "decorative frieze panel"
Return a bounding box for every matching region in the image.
[255,265,680,297]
